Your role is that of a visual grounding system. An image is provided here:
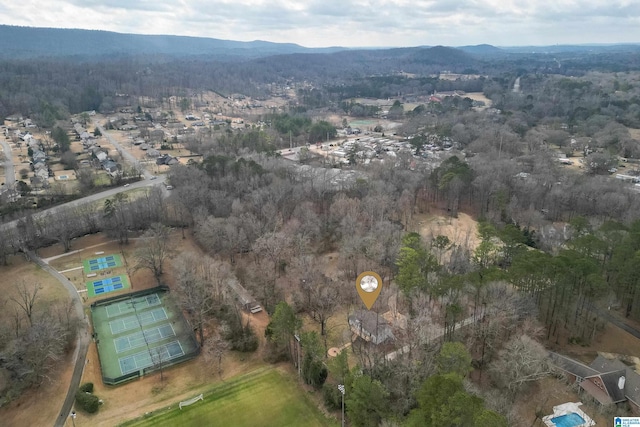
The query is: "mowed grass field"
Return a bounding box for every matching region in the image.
[120,367,338,427]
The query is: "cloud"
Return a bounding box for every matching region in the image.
[0,0,638,47]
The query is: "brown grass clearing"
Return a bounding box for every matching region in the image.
[412,212,481,253]
[628,128,640,141]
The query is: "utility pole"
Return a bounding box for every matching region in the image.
[70,411,76,427]
[338,384,345,427]
[294,333,301,379]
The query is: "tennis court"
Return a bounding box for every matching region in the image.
[109,307,168,334]
[83,254,122,273]
[119,341,185,375]
[90,287,200,385]
[114,324,176,353]
[87,275,130,297]
[106,294,161,317]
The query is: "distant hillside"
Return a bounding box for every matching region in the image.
[0,25,346,59]
[501,44,640,54]
[458,44,504,55]
[406,45,476,66]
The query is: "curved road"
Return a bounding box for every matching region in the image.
[0,175,166,233]
[27,250,90,427]
[0,139,15,187]
[2,121,171,425]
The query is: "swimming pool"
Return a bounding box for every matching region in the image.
[550,412,586,427]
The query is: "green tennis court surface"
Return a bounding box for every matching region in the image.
[106,294,161,317]
[86,275,130,297]
[83,254,122,273]
[119,341,185,375]
[91,288,200,385]
[114,324,176,353]
[109,307,168,334]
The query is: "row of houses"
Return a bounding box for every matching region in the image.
[30,146,51,188]
[73,121,121,177]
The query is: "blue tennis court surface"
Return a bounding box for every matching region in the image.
[84,254,122,273]
[89,255,117,271]
[93,277,123,294]
[87,275,130,297]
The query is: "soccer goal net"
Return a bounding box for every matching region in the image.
[179,393,204,409]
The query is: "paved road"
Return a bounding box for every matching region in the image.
[93,120,153,180]
[587,302,640,340]
[0,175,166,232]
[0,139,15,187]
[27,251,91,427]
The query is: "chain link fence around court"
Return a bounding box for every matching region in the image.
[90,286,200,385]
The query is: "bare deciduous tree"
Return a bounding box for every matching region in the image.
[174,251,230,345]
[489,335,554,395]
[134,223,172,284]
[11,281,41,327]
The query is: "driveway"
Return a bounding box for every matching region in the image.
[0,139,15,187]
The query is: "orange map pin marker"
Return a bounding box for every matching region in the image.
[356,271,382,310]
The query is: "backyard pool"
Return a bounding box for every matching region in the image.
[550,412,587,427]
[542,402,594,427]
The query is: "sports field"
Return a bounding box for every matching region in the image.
[91,288,199,384]
[87,275,130,297]
[120,368,338,427]
[83,254,123,273]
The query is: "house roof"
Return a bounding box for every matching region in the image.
[549,352,599,378]
[590,355,628,373]
[580,379,614,405]
[551,352,640,406]
[598,370,627,403]
[348,310,395,344]
[620,365,640,406]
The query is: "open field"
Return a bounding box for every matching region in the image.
[120,367,337,427]
[0,253,73,427]
[413,212,481,253]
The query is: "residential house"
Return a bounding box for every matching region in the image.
[550,352,640,414]
[32,150,46,163]
[34,167,50,181]
[349,310,395,345]
[102,160,120,177]
[95,151,108,163]
[156,154,179,166]
[146,148,161,158]
[118,124,138,131]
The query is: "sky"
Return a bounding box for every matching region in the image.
[1,0,639,48]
